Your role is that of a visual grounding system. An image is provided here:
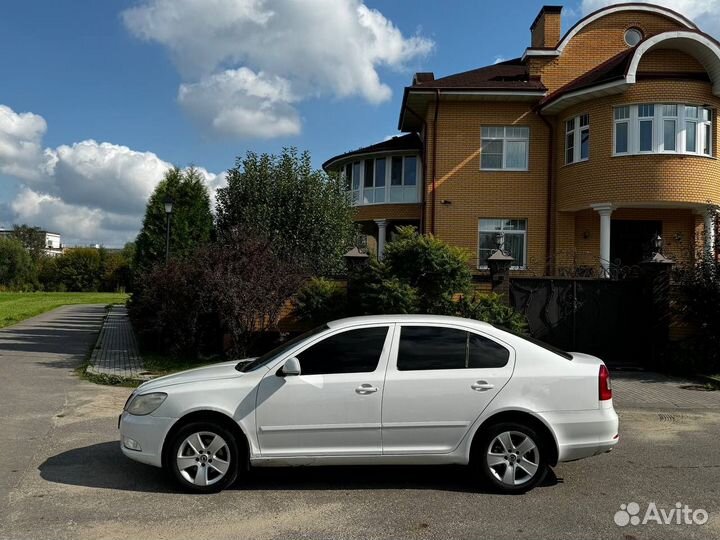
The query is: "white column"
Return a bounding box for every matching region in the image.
[704,209,716,261]
[592,203,614,277]
[375,219,388,260]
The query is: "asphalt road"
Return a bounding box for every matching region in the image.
[1,305,719,540]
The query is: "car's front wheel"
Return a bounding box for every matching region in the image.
[167,422,241,493]
[475,422,548,494]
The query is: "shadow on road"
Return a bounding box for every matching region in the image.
[40,441,560,494]
[0,305,105,358]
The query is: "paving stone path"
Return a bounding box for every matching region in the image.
[86,305,146,380]
[612,370,720,409]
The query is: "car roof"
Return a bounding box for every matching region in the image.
[327,314,495,330]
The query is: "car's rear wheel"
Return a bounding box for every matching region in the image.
[475,422,548,494]
[168,422,241,493]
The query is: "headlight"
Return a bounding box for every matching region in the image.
[126,392,167,416]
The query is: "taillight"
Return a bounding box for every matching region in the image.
[599,364,612,401]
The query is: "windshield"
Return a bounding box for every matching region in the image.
[497,326,573,360]
[237,324,328,372]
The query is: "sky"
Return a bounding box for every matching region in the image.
[0,0,719,247]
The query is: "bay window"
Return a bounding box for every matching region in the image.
[362,158,386,204]
[342,155,419,206]
[613,103,713,156]
[565,113,589,164]
[478,219,527,269]
[390,156,418,202]
[481,126,530,170]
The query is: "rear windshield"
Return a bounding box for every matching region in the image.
[498,327,573,360]
[238,325,328,372]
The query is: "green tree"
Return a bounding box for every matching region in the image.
[215,148,356,275]
[55,248,102,292]
[11,224,47,261]
[0,236,36,290]
[135,167,214,270]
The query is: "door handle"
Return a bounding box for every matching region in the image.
[471,381,495,391]
[355,384,378,395]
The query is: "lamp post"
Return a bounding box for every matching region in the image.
[652,233,663,256]
[163,195,173,263]
[487,230,514,305]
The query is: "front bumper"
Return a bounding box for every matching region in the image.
[119,411,176,468]
[541,404,619,462]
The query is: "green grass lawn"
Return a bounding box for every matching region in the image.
[0,292,129,328]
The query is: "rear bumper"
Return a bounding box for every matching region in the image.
[119,411,176,468]
[540,404,619,462]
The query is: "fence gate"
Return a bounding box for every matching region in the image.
[509,277,652,366]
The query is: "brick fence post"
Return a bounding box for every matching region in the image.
[488,250,514,305]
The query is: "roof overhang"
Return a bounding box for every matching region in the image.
[399,88,546,131]
[541,31,720,114]
[323,147,421,171]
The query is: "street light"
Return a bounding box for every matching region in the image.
[163,194,173,263]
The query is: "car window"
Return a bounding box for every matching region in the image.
[296,326,389,375]
[397,326,509,371]
[468,332,510,368]
[239,325,328,372]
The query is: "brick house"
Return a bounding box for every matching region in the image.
[323,3,720,276]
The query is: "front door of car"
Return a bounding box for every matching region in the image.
[381,324,514,454]
[255,324,393,457]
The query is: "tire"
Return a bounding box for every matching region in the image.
[474,421,548,494]
[167,421,242,493]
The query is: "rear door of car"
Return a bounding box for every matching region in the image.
[381,323,515,455]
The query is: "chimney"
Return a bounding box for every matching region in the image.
[530,6,562,48]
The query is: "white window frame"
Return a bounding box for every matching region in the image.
[480,126,530,171]
[565,113,590,164]
[343,154,421,207]
[477,218,528,270]
[613,103,713,157]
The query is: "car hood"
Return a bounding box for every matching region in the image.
[137,359,254,392]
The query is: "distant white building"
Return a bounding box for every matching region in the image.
[0,228,64,257]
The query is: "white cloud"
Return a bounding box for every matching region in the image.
[581,0,720,37]
[0,104,225,247]
[122,0,433,138]
[493,55,507,65]
[178,68,301,138]
[0,105,52,182]
[49,140,172,215]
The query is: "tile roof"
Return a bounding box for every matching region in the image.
[409,58,546,91]
[540,48,635,107]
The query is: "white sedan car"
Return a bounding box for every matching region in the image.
[119,315,618,494]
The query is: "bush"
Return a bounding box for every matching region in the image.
[348,260,419,315]
[129,230,307,359]
[128,256,213,358]
[382,226,472,314]
[293,278,347,325]
[202,229,307,356]
[457,292,527,333]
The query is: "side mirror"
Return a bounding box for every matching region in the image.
[280,357,301,377]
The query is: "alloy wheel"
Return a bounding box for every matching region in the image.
[486,430,540,487]
[176,431,231,487]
